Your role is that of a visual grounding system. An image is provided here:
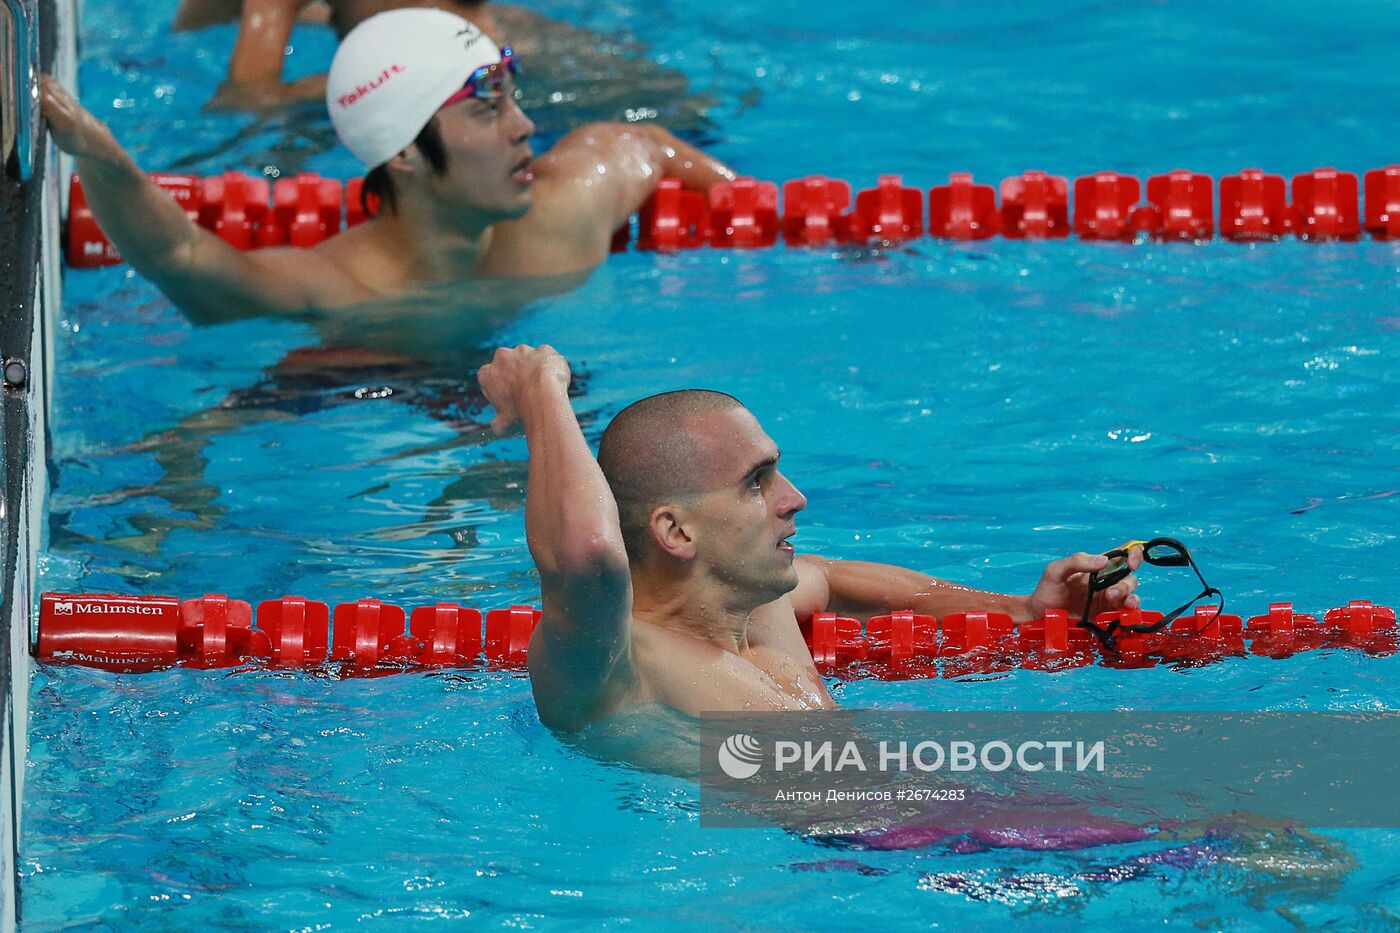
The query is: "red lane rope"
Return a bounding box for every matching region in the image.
[65,165,1400,267]
[35,592,1396,676]
[37,593,540,674]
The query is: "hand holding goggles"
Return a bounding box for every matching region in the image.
[1079,536,1224,650]
[440,47,519,109]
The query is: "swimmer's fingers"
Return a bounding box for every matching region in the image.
[1024,552,1108,620]
[477,359,519,436]
[1096,570,1141,612]
[40,75,84,141]
[479,344,571,436]
[1099,544,1145,611]
[40,75,120,160]
[487,400,521,436]
[1049,549,1141,613]
[1043,551,1109,583]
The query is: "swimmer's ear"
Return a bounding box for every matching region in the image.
[649,505,695,562]
[385,146,424,176]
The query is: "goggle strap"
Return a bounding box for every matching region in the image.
[1076,613,1122,651]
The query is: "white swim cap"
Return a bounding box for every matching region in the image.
[327,9,503,168]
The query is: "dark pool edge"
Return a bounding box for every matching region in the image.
[2,0,68,926]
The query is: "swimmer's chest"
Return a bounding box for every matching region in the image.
[633,618,832,713]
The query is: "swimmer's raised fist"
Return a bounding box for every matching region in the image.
[40,75,123,162]
[478,344,572,436]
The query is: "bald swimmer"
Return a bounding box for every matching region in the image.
[42,9,734,325]
[476,345,1145,732]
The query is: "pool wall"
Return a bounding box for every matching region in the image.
[1,0,69,925]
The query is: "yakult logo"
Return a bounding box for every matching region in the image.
[337,64,407,108]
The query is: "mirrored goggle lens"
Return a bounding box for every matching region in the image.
[1144,540,1189,566]
[446,51,520,105]
[471,69,509,99]
[1092,551,1133,590]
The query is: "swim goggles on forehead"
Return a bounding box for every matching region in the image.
[440,47,519,109]
[1078,536,1225,650]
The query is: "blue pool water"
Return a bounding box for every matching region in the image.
[26,0,1400,927]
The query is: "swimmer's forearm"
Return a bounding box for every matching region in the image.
[810,557,1033,622]
[43,76,309,320]
[634,124,736,191]
[70,148,207,277]
[226,0,299,87]
[520,377,629,577]
[42,76,201,273]
[483,347,632,690]
[73,152,291,321]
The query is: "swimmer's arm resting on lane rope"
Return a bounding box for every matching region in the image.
[527,122,736,260]
[477,345,634,729]
[793,550,1142,625]
[41,76,321,323]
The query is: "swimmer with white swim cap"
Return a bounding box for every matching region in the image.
[42,8,735,322]
[476,345,1147,732]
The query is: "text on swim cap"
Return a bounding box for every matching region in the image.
[338,64,407,109]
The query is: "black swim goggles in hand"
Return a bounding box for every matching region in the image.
[1078,536,1224,651]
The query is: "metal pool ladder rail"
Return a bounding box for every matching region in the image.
[1,0,37,180]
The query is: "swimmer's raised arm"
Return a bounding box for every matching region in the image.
[478,345,634,728]
[793,550,1142,624]
[42,76,320,323]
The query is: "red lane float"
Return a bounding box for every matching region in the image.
[1364,166,1400,238]
[179,594,263,668]
[199,171,270,250]
[636,177,709,251]
[267,174,344,248]
[1147,169,1214,241]
[65,163,1400,267]
[410,602,482,665]
[37,592,1396,676]
[783,175,852,245]
[930,172,998,240]
[709,177,779,248]
[1220,168,1290,240]
[485,604,543,666]
[1073,171,1140,241]
[1246,602,1324,658]
[1000,171,1069,239]
[1017,609,1096,672]
[331,597,415,670]
[1293,167,1360,241]
[847,174,924,243]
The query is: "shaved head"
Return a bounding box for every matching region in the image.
[598,390,746,560]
